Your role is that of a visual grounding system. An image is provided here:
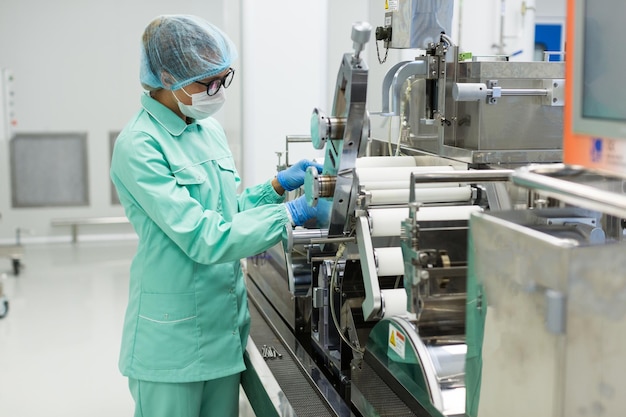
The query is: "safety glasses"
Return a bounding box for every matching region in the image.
[195,68,235,96]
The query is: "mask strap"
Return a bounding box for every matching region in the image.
[171,90,186,104]
[179,86,193,98]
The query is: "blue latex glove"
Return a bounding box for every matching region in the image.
[277,159,324,191]
[285,195,318,226]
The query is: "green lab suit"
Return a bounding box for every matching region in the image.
[110,93,290,387]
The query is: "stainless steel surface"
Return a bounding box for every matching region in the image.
[395,317,466,416]
[392,56,565,165]
[481,181,512,211]
[470,207,626,416]
[433,144,562,165]
[446,61,565,153]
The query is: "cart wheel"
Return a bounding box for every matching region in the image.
[0,299,8,319]
[12,259,20,276]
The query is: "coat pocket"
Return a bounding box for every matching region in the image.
[133,292,199,370]
[172,165,207,185]
[173,164,209,204]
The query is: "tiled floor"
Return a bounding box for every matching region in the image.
[0,240,255,417]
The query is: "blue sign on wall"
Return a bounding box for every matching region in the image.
[535,24,563,62]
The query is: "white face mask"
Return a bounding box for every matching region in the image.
[173,87,226,120]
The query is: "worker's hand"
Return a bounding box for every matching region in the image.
[276,159,323,191]
[285,195,317,226]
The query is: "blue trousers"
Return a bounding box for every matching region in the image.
[129,373,241,417]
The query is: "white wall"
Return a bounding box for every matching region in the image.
[240,0,329,188]
[536,0,567,20]
[0,0,243,242]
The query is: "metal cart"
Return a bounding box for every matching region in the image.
[0,242,22,276]
[0,217,25,320]
[0,280,7,319]
[0,213,24,276]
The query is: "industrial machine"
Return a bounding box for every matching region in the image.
[464,0,626,415]
[243,3,567,416]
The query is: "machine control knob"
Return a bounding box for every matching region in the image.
[351,21,372,60]
[310,108,330,150]
[304,166,336,207]
[452,83,489,102]
[311,108,346,149]
[304,165,321,206]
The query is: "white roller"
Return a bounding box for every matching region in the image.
[356,156,417,168]
[381,289,408,318]
[368,186,472,205]
[375,247,405,276]
[356,166,454,183]
[369,205,484,237]
[361,180,460,190]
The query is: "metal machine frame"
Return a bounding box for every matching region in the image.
[245,15,567,417]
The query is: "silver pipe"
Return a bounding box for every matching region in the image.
[289,229,355,249]
[410,170,513,184]
[512,164,626,219]
[499,88,548,96]
[310,236,355,245]
[380,61,428,116]
[291,228,329,245]
[285,135,312,143]
[409,169,513,204]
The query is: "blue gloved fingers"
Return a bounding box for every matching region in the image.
[277,159,323,191]
[285,195,318,226]
[312,162,323,174]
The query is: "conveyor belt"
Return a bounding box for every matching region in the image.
[351,358,421,417]
[247,276,354,417]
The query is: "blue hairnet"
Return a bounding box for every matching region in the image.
[140,15,237,91]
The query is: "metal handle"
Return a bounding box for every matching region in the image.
[409,169,513,203]
[453,82,548,101]
[512,164,626,219]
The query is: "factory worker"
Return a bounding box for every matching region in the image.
[110,14,320,417]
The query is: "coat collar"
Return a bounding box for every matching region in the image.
[141,92,191,136]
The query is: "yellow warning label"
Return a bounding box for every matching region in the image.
[385,0,389,10]
[388,324,405,359]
